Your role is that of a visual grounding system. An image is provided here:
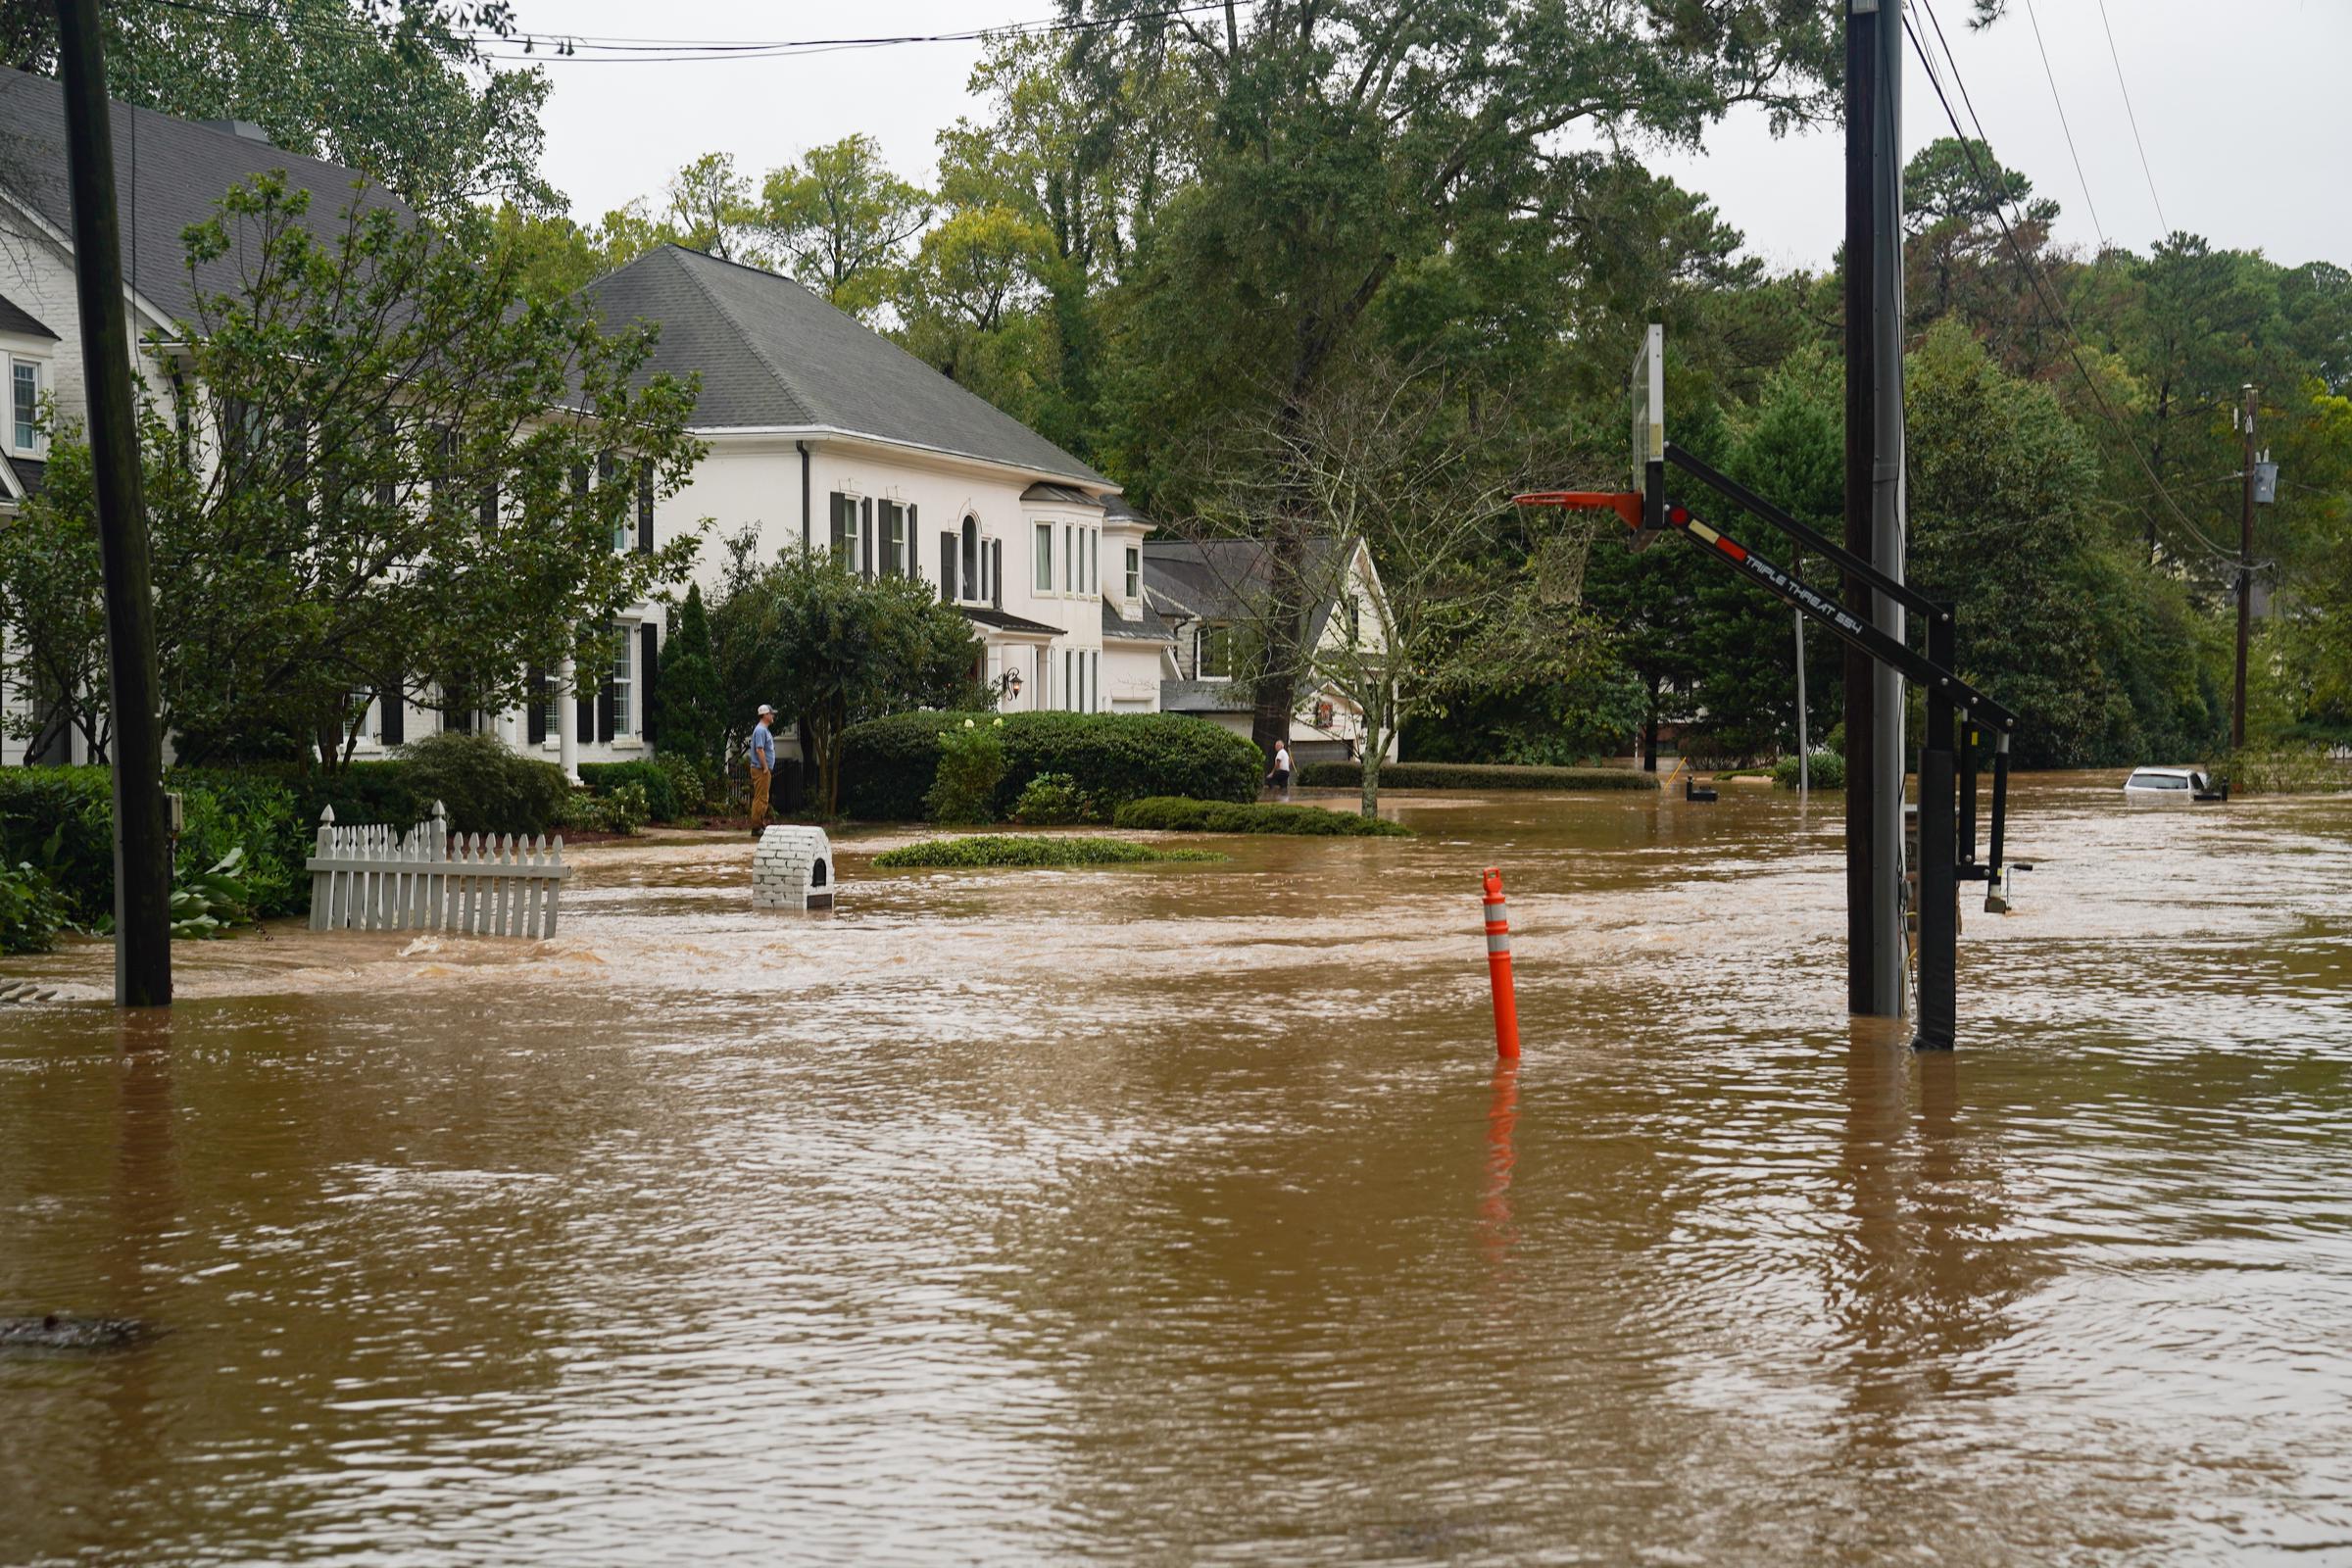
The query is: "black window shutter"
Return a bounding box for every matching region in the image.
[380,680,405,747]
[527,670,547,745]
[829,491,848,562]
[479,483,497,531]
[637,467,654,553]
[639,624,660,747]
[907,506,917,576]
[993,541,1003,609]
[939,532,955,602]
[576,681,595,745]
[860,497,874,580]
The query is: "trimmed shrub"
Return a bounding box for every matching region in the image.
[0,859,70,954]
[579,760,681,822]
[872,834,1224,867]
[926,717,1008,824]
[395,732,570,837]
[1771,751,1848,790]
[1008,771,1098,826]
[559,781,649,835]
[1297,761,1658,792]
[1112,796,1413,837]
[841,710,1262,820]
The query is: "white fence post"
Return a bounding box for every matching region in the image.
[303,802,565,940]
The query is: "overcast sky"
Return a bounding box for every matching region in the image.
[508,0,2351,275]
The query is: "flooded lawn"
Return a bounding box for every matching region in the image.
[3,776,2350,1564]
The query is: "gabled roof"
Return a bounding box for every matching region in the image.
[0,293,55,340]
[1102,596,1174,644]
[581,246,1112,488]
[1141,536,1350,624]
[0,67,409,326]
[1022,481,1100,507]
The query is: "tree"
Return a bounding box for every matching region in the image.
[0,175,706,767]
[661,152,765,265]
[756,135,932,319]
[705,537,982,815]
[653,582,726,777]
[2,1,557,213]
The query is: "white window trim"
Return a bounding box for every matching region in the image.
[1197,622,1234,682]
[6,353,48,459]
[611,625,636,739]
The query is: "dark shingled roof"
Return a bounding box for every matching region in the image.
[1141,537,1348,625]
[0,293,55,339]
[959,605,1065,638]
[0,67,409,325]
[1022,481,1099,507]
[1102,597,1173,644]
[581,246,1111,487]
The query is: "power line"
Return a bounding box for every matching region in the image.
[1906,1,2241,568]
[2093,0,2170,238]
[2017,0,2105,249]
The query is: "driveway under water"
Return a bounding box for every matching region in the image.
[2,776,2349,1565]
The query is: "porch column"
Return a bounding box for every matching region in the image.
[557,657,580,783]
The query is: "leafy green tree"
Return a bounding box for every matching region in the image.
[0,175,705,767]
[756,135,933,319]
[654,583,726,776]
[2,1,556,213]
[705,538,983,815]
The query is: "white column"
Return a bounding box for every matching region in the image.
[557,657,580,783]
[498,704,520,751]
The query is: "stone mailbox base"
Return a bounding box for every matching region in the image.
[754,825,835,910]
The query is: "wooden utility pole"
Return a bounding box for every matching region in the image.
[2231,383,2256,753]
[54,0,172,1006]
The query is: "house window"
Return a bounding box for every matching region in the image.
[1062,524,1074,593]
[1091,652,1100,712]
[1125,545,1140,602]
[831,492,858,571]
[1035,523,1053,592]
[11,360,41,454]
[538,677,561,742]
[1063,649,1074,710]
[1085,528,1097,596]
[879,500,907,576]
[939,530,956,603]
[961,516,980,601]
[611,633,633,737]
[1199,624,1233,680]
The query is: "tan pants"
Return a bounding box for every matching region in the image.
[749,763,772,828]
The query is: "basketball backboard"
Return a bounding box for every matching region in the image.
[1630,323,1667,544]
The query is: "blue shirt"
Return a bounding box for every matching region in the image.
[750,721,776,770]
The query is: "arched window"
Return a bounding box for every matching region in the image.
[961,515,980,602]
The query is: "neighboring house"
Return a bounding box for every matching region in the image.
[571,244,1144,768]
[0,68,411,763]
[1142,535,1398,764]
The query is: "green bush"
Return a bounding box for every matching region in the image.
[926,716,1008,824]
[1771,751,1848,790]
[0,765,314,929]
[873,834,1225,867]
[1112,796,1413,837]
[842,710,1262,820]
[394,732,570,837]
[558,781,649,835]
[0,858,70,954]
[1296,760,1658,792]
[578,760,681,822]
[1009,771,1099,826]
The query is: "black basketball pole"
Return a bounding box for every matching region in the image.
[55,0,172,1007]
[1914,610,1959,1050]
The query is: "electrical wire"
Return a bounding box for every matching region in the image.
[2018,0,2105,249]
[2093,0,2170,238]
[1908,1,2242,569]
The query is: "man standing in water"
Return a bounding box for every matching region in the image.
[748,704,776,839]
[1269,738,1293,803]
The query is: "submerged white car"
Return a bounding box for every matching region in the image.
[2123,766,2217,798]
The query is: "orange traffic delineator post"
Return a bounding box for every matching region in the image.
[1482,867,1520,1060]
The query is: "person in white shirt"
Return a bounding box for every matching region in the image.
[1269,740,1293,803]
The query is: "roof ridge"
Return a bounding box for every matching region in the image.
[662,246,821,425]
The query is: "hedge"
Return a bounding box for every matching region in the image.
[0,766,314,927]
[840,711,1263,821]
[1297,761,1659,792]
[579,760,681,823]
[873,834,1224,867]
[1770,751,1848,790]
[1112,796,1413,837]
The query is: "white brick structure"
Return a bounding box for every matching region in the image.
[753,825,834,911]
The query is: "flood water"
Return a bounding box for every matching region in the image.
[3,774,2350,1565]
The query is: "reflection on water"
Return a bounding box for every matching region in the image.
[2,775,2350,1564]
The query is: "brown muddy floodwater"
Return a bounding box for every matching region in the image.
[3,775,2350,1565]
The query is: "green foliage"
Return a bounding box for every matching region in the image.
[170,848,257,940]
[706,539,983,816]
[2204,745,2350,797]
[577,760,682,822]
[1008,772,1100,826]
[1770,751,1847,790]
[0,860,71,956]
[1111,797,1413,837]
[558,782,649,835]
[926,718,1009,824]
[873,835,1224,868]
[759,135,935,319]
[654,583,727,780]
[1296,761,1657,792]
[840,711,1264,820]
[394,733,570,837]
[0,174,705,769]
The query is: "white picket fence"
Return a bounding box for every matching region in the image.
[307,801,568,938]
